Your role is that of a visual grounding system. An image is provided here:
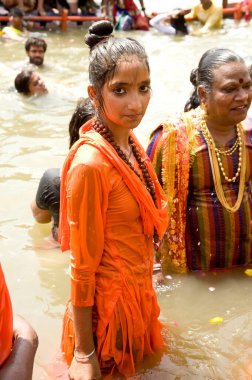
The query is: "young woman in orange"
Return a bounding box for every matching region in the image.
[59,20,168,380]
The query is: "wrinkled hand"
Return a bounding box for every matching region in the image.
[68,355,101,380]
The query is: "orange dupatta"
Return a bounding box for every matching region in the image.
[0,264,13,367]
[59,119,168,252]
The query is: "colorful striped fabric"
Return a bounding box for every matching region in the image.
[147,109,252,272]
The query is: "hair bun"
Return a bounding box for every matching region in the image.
[190,68,198,86]
[85,20,114,49]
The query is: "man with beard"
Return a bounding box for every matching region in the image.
[25,37,47,67]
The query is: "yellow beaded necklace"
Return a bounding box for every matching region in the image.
[199,114,247,213]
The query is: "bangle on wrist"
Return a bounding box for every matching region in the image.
[74,348,95,362]
[153,263,162,272]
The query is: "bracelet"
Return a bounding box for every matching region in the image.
[142,6,145,11]
[153,263,162,272]
[74,348,95,362]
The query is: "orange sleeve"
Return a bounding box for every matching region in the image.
[66,157,109,307]
[0,264,13,366]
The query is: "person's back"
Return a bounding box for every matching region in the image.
[31,97,94,242]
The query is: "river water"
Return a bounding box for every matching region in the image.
[1,8,252,380]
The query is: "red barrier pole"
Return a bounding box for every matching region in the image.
[61,8,68,32]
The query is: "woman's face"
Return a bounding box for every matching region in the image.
[98,56,151,134]
[28,73,48,96]
[203,61,252,127]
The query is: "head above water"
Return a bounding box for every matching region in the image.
[84,20,150,110]
[184,48,246,112]
[10,7,24,30]
[25,37,47,53]
[14,70,48,96]
[170,8,188,35]
[25,37,47,66]
[200,0,212,10]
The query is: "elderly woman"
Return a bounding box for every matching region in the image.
[147,48,252,273]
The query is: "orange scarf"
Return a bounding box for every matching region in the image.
[0,264,13,366]
[59,119,168,252]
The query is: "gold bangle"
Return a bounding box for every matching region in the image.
[74,348,95,362]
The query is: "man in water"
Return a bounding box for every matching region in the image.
[14,70,48,96]
[185,0,222,34]
[25,37,47,67]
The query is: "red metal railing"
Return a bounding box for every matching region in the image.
[0,9,105,31]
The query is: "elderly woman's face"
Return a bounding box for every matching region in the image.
[204,61,252,126]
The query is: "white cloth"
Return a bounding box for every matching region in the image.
[150,13,176,35]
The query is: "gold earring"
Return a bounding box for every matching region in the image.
[200,102,207,117]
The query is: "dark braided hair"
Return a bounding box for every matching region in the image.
[184,48,244,112]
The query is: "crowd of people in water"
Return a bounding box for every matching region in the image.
[0,1,252,379]
[0,0,247,39]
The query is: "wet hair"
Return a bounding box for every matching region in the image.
[170,12,188,35]
[184,48,245,112]
[84,20,150,109]
[10,7,24,18]
[68,97,95,148]
[25,37,47,53]
[14,70,33,95]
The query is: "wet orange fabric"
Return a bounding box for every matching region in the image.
[59,120,168,377]
[0,264,13,367]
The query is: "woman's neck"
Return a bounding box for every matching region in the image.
[107,126,131,151]
[205,118,236,145]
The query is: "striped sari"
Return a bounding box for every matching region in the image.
[147,108,252,272]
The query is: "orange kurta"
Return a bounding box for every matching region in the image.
[59,121,168,377]
[0,264,13,367]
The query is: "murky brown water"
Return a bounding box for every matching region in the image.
[1,13,252,380]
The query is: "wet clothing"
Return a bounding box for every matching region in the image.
[0,264,13,367]
[36,168,60,240]
[147,108,252,272]
[59,119,168,377]
[186,0,222,31]
[150,13,176,35]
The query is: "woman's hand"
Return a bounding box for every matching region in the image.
[152,270,165,287]
[68,355,101,380]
